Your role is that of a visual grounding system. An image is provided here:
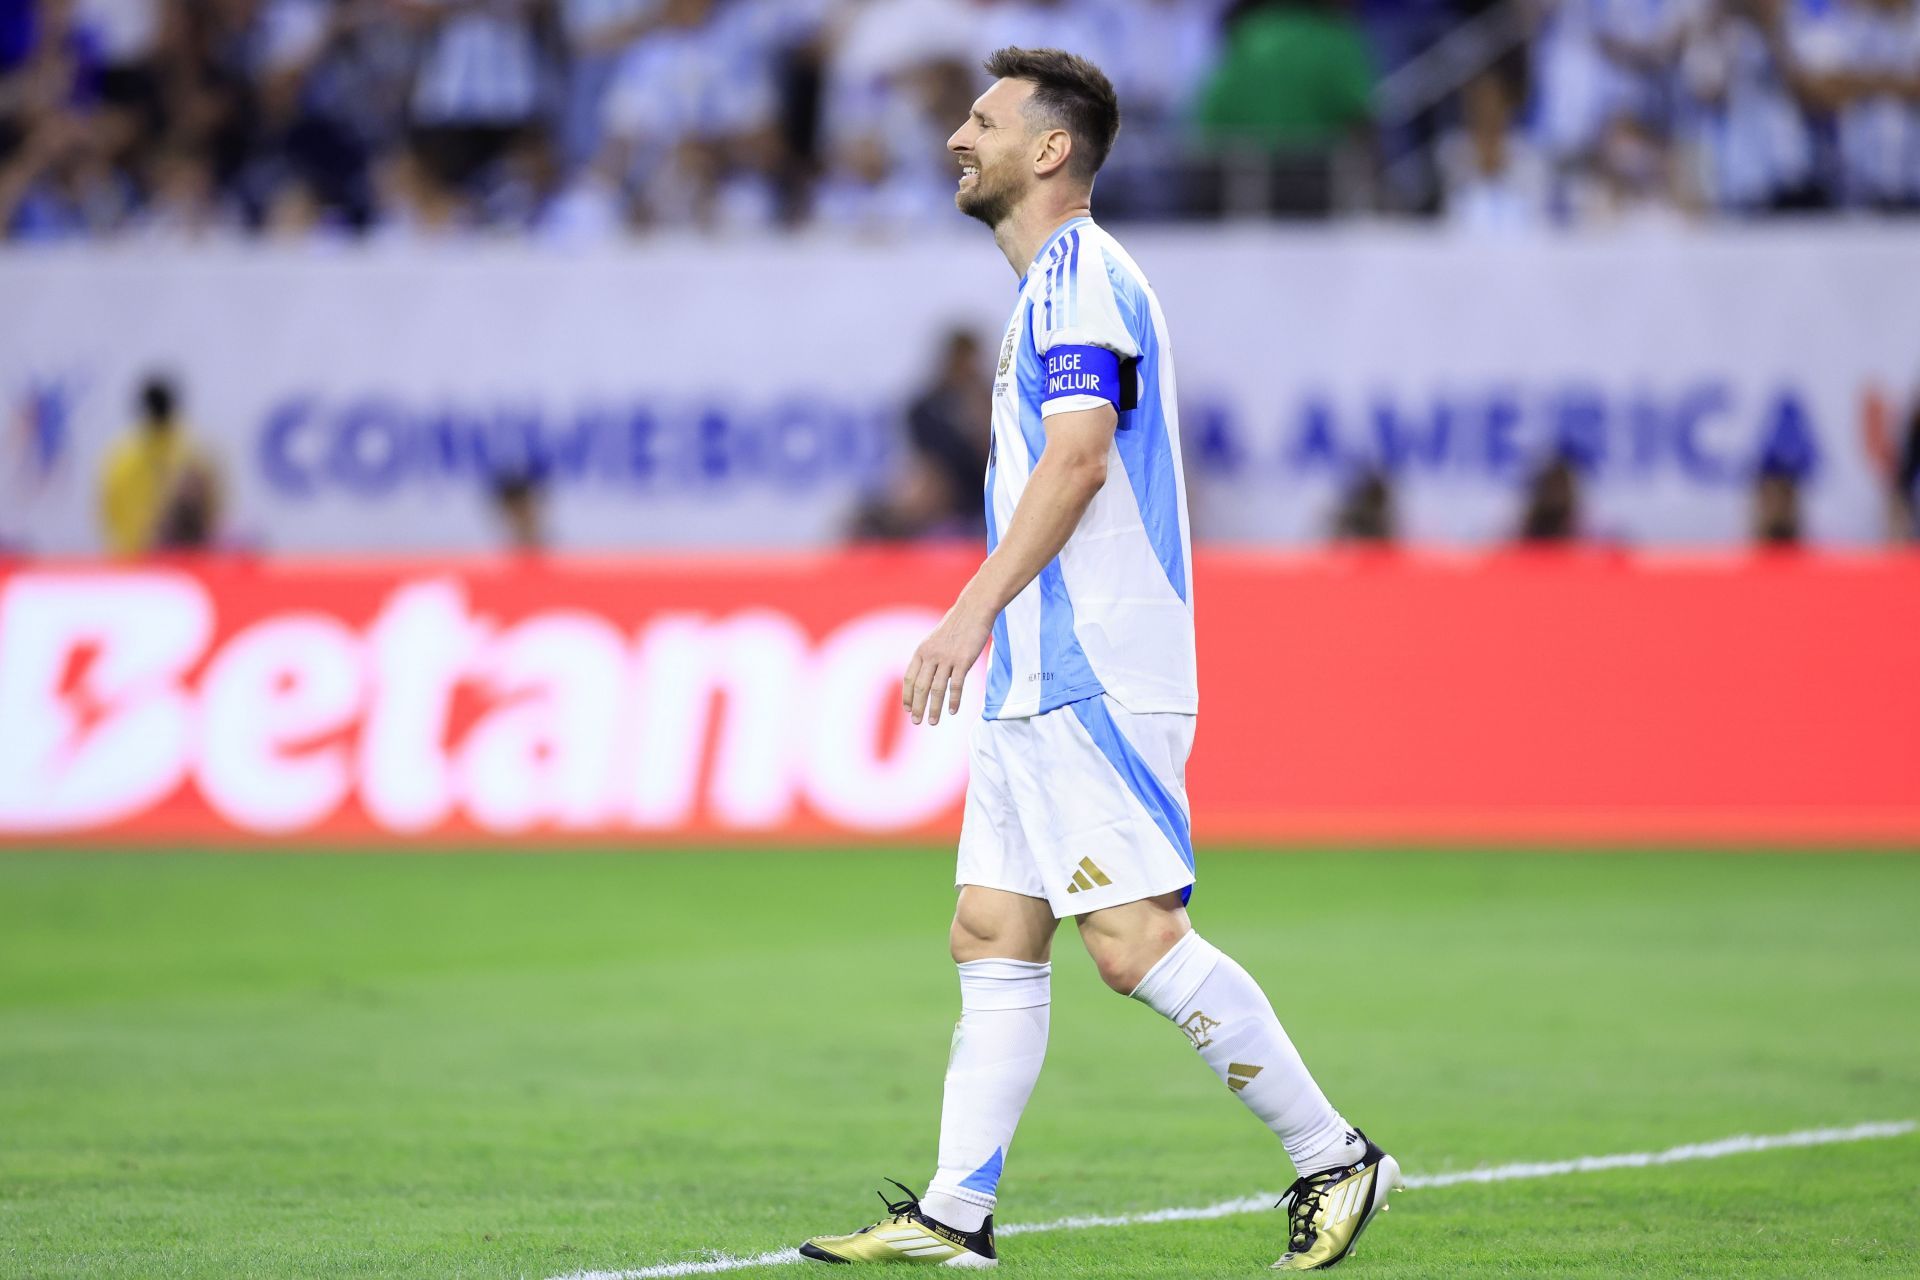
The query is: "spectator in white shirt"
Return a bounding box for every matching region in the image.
[1577,109,1699,225]
[818,0,971,163]
[72,0,160,117]
[1676,0,1828,211]
[818,0,989,221]
[1534,0,1630,163]
[1101,0,1231,130]
[1793,0,1920,208]
[599,0,792,229]
[1441,70,1552,232]
[809,127,956,233]
[369,142,477,242]
[406,0,544,191]
[534,140,632,245]
[557,0,662,167]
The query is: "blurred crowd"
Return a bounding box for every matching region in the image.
[0,0,1231,244]
[1447,0,1920,230]
[2,0,1917,245]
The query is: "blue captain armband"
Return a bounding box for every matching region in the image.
[1041,345,1122,412]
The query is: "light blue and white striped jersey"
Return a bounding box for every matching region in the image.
[411,2,541,128]
[982,217,1196,721]
[1826,3,1920,205]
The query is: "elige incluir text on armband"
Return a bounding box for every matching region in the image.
[1043,346,1122,407]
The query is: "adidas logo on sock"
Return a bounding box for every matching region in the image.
[1065,857,1112,894]
[1227,1062,1264,1092]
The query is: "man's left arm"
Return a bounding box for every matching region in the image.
[902,403,1116,725]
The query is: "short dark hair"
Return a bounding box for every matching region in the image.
[492,461,547,505]
[139,375,177,423]
[982,46,1120,180]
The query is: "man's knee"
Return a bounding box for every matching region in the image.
[950,888,1053,964]
[949,909,1000,964]
[1083,933,1176,994]
[1079,896,1189,994]
[1085,940,1145,993]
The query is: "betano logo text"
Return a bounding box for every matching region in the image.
[0,573,972,838]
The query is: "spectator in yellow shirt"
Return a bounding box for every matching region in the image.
[97,376,224,557]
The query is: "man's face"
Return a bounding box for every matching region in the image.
[947,78,1035,227]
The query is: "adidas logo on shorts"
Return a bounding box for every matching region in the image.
[1065,857,1113,894]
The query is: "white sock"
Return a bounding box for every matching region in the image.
[1131,932,1364,1175]
[921,958,1050,1232]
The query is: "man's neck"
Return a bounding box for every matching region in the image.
[992,197,1094,278]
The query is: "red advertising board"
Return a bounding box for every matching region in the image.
[1,551,1915,846]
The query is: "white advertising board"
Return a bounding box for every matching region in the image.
[3,225,1914,553]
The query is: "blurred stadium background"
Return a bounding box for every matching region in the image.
[1,2,1917,1278]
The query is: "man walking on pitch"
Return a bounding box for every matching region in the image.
[800,49,1399,1272]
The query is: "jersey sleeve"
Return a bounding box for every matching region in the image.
[1032,230,1142,419]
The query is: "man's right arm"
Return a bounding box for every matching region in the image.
[901,405,1117,726]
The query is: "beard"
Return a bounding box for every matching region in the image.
[956,166,1018,228]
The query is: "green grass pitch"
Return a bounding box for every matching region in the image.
[2,848,1917,1279]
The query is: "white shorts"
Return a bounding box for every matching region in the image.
[956,694,1196,918]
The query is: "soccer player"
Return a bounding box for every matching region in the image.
[799,48,1399,1272]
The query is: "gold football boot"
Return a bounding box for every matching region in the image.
[801,1180,997,1267]
[1271,1134,1402,1270]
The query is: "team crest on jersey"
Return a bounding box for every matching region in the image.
[997,325,1017,376]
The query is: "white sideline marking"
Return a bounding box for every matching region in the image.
[545,1120,1915,1280]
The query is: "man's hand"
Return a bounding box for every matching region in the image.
[903,603,994,726]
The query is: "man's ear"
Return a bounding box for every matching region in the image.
[1033,127,1073,178]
